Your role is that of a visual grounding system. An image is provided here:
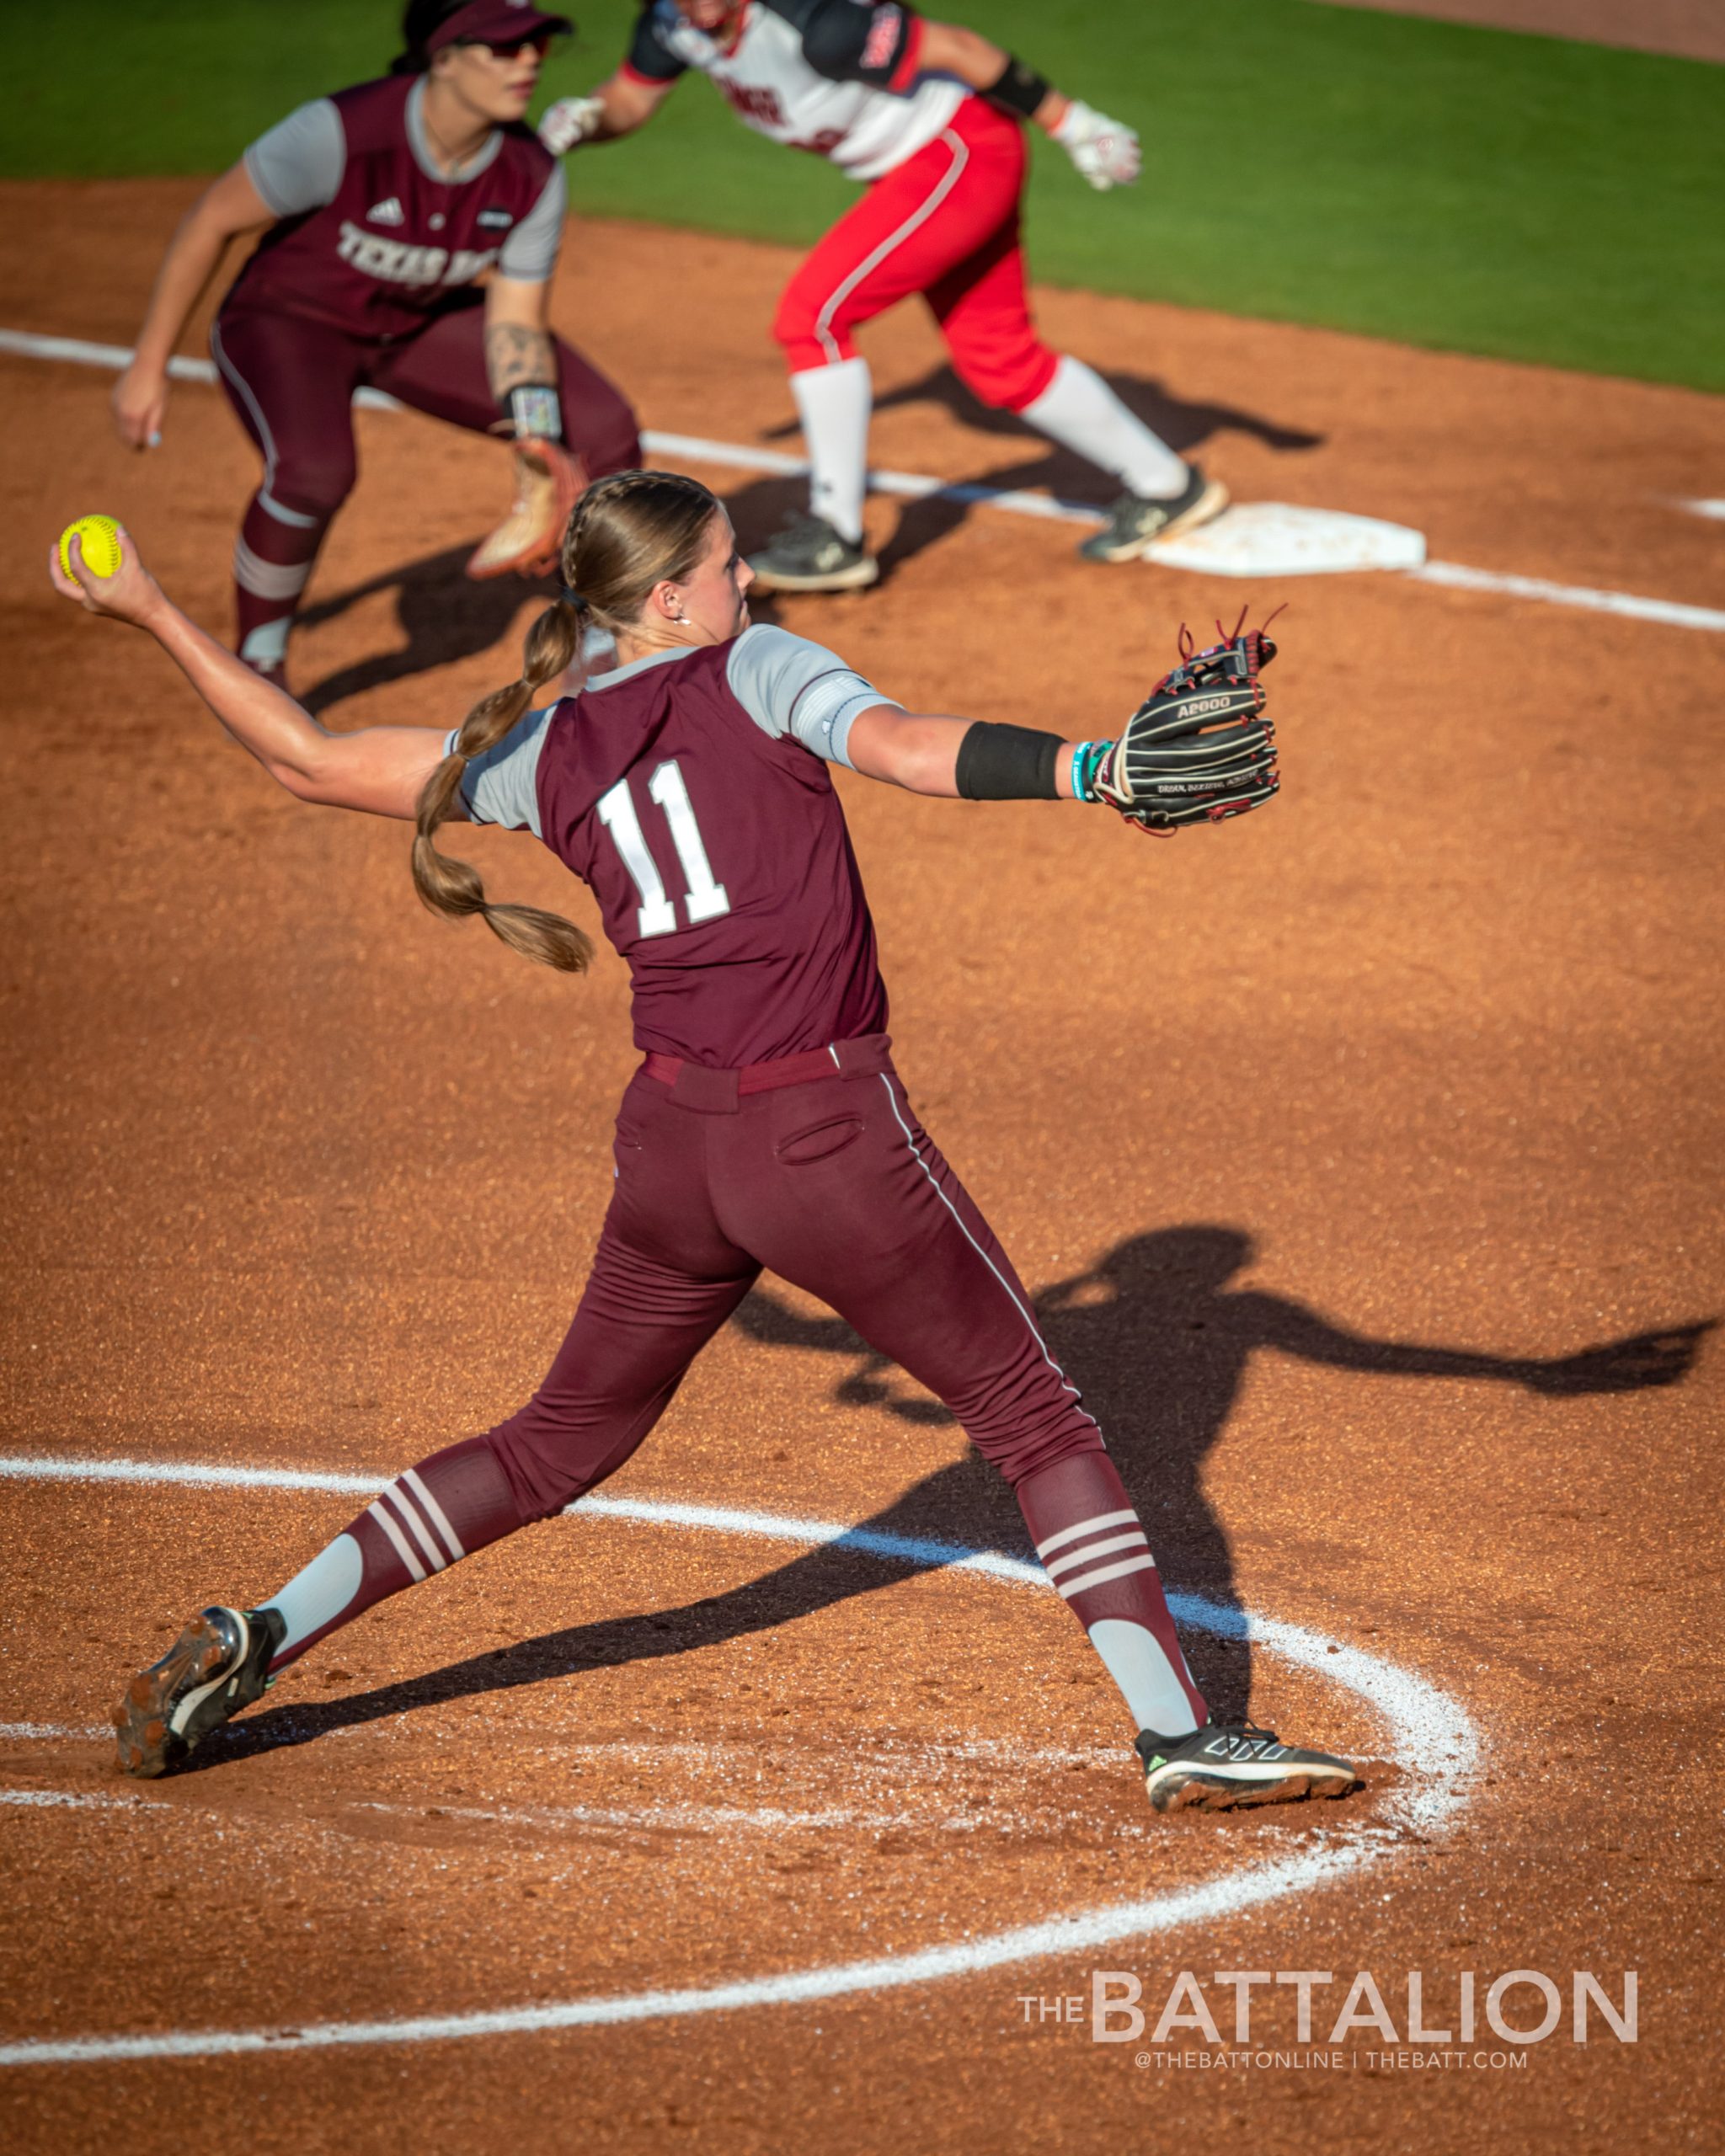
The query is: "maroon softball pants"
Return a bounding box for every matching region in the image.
[211,299,640,516]
[484,1036,1104,1521]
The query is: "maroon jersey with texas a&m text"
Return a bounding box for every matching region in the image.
[455,627,896,1067]
[228,74,563,339]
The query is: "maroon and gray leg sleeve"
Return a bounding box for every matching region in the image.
[1015,1451,1208,1734]
[262,1435,525,1672]
[211,309,369,671]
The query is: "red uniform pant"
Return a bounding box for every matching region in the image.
[483,1037,1103,1522]
[772,96,1059,414]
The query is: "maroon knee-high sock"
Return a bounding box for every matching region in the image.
[260,1435,525,1672]
[232,491,328,671]
[1016,1451,1210,1736]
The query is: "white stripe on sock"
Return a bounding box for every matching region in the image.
[1056,1552,1160,1600]
[366,1498,426,1583]
[403,1468,466,1563]
[232,536,312,600]
[383,1484,446,1573]
[1034,1508,1137,1561]
[1044,1529,1148,1581]
[259,487,320,530]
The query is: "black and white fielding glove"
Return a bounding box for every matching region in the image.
[1074,625,1280,834]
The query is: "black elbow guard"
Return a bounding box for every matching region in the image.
[954,722,1065,801]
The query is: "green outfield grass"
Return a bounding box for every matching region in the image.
[9,0,1722,390]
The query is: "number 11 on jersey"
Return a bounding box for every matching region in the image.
[596,759,731,939]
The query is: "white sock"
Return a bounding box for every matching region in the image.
[1087,1619,1204,1736]
[1021,355,1188,499]
[790,357,873,544]
[268,1534,365,1657]
[239,616,291,667]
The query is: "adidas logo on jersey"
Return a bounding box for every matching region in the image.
[367,197,406,227]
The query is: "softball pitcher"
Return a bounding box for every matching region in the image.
[542,1,1226,590]
[55,473,1347,1818]
[111,0,641,685]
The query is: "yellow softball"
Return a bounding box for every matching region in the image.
[58,514,123,580]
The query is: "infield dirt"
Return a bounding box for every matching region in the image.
[0,183,1721,2153]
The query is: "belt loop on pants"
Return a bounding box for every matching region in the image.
[639,1032,895,1113]
[667,1061,740,1115]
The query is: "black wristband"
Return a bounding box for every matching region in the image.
[985,55,1050,120]
[954,722,1065,801]
[503,382,563,440]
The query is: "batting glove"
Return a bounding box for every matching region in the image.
[1053,101,1140,190]
[538,95,607,155]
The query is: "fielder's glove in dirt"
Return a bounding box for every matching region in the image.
[1081,625,1279,833]
[466,439,586,582]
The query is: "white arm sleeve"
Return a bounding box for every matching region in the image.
[447,708,553,833]
[497,164,568,283]
[243,98,346,219]
[725,624,898,768]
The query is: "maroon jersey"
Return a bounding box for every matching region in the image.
[457,630,894,1066]
[228,75,563,339]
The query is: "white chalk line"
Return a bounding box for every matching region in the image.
[4,326,1720,634]
[0,1447,1477,2067]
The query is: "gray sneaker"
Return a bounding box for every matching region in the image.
[1135,1721,1358,1812]
[1079,467,1230,563]
[746,515,880,594]
[112,1605,286,1778]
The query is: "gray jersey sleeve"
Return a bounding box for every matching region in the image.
[725,625,897,768]
[243,98,346,219]
[497,163,568,283]
[446,708,553,833]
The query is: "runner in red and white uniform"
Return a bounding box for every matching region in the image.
[112,0,641,685]
[541,1,1226,590]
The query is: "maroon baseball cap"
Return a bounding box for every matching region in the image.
[425,1,574,55]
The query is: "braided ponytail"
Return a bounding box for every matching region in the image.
[410,467,722,977]
[411,598,593,972]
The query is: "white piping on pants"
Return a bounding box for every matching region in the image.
[812,128,971,366]
[878,1073,1099,1433]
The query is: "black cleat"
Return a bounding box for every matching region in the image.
[1078,466,1229,563]
[1135,1722,1358,1813]
[112,1605,286,1779]
[745,515,880,593]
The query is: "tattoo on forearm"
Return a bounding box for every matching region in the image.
[486,323,556,399]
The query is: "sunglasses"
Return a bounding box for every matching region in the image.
[462,31,554,61]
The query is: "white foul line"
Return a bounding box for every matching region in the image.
[0,1446,1477,2068]
[3,324,1719,633]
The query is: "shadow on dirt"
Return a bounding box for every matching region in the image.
[734,363,1326,581]
[293,547,788,717]
[182,1228,1709,1776]
[286,367,1322,705]
[293,546,552,716]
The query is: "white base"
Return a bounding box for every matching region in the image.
[1147,501,1428,578]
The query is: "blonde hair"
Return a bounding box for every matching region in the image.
[411,470,724,973]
